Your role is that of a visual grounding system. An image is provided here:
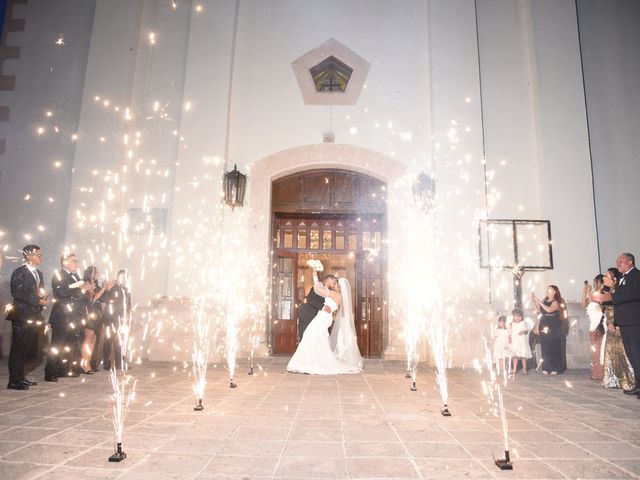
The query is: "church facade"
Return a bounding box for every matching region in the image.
[1,0,638,366]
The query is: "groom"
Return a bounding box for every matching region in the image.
[611,253,640,397]
[297,274,338,342]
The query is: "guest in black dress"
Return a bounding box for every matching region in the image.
[532,285,566,375]
[78,266,110,374]
[102,269,131,370]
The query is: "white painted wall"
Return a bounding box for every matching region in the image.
[0,0,95,276]
[577,0,640,270]
[227,0,432,169]
[527,0,599,297]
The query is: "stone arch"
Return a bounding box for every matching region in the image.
[248,143,404,215]
[246,143,406,358]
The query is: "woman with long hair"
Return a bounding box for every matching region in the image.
[601,268,635,389]
[531,285,566,375]
[583,275,605,381]
[79,266,108,374]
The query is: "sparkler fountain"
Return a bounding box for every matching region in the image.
[247,300,263,375]
[226,306,239,389]
[403,313,421,390]
[396,171,453,415]
[215,206,251,390]
[192,298,212,411]
[428,306,452,416]
[480,337,513,470]
[107,292,137,462]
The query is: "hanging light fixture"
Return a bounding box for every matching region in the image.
[223,164,247,209]
[413,171,436,213]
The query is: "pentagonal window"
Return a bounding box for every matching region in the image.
[292,38,369,105]
[309,56,353,93]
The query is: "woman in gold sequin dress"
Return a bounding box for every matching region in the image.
[582,275,605,381]
[602,268,635,389]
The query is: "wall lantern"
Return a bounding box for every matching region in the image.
[223,164,247,209]
[413,171,436,213]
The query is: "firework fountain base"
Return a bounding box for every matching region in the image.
[108,442,127,462]
[405,370,411,379]
[194,399,204,411]
[248,365,254,375]
[229,379,237,388]
[494,450,513,470]
[410,381,417,391]
[440,404,452,416]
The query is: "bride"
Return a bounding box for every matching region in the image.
[287,268,363,375]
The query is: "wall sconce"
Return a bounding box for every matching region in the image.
[413,171,436,213]
[223,164,247,209]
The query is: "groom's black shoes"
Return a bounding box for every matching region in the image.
[623,387,640,395]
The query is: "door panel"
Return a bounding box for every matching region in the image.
[273,252,298,354]
[356,251,384,357]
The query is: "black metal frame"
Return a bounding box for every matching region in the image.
[478,219,554,307]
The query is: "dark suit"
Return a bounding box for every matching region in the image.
[101,284,131,369]
[6,265,45,384]
[297,287,325,342]
[612,266,640,389]
[44,269,84,377]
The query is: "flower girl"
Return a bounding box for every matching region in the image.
[510,308,534,375]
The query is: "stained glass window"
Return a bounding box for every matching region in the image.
[309,56,353,92]
[310,223,320,249]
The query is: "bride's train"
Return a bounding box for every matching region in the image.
[331,278,363,370]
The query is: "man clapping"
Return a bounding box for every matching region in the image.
[44,253,94,381]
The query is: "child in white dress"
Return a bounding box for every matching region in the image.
[493,315,510,373]
[510,308,533,375]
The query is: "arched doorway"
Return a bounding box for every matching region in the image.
[270,169,387,357]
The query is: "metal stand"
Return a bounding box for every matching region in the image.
[478,219,554,308]
[108,442,126,462]
[440,404,452,416]
[194,398,204,411]
[410,381,417,391]
[494,450,513,470]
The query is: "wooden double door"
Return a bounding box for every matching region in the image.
[271,214,386,357]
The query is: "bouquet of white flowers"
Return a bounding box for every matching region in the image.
[306,259,324,272]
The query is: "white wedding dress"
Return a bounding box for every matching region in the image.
[287,281,362,375]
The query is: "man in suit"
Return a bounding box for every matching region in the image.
[610,252,640,398]
[102,269,131,370]
[297,274,338,343]
[6,245,48,390]
[44,253,92,381]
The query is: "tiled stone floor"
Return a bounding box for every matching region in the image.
[0,358,639,479]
